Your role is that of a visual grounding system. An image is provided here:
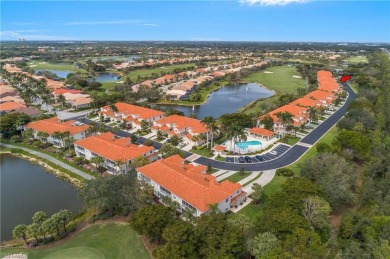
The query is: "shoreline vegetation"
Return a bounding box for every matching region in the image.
[0,149,84,188]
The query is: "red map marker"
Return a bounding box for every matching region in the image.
[340,74,351,83]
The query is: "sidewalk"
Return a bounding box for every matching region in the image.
[238,171,261,185]
[242,169,276,195]
[0,143,95,180]
[216,171,236,181]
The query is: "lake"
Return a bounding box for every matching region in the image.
[35,69,72,79]
[0,154,83,242]
[155,82,274,119]
[89,72,121,83]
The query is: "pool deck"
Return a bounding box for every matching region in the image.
[223,136,279,154]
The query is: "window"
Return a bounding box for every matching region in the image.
[160,186,171,195]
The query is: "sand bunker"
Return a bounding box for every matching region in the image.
[292,75,302,78]
[29,65,37,67]
[116,81,124,84]
[2,254,27,259]
[264,71,273,74]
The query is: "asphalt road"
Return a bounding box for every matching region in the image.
[71,82,355,171]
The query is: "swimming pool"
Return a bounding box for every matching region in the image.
[236,140,262,149]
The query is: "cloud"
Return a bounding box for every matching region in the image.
[140,23,159,27]
[240,0,310,6]
[66,20,143,25]
[0,31,73,41]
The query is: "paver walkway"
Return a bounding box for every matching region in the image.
[216,170,237,181]
[238,171,261,185]
[212,170,229,177]
[242,170,276,195]
[186,154,200,161]
[0,143,95,180]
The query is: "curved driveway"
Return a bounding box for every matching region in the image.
[194,82,356,170]
[72,82,355,172]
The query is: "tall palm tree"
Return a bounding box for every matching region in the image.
[307,107,317,123]
[91,156,105,173]
[209,122,219,149]
[51,131,64,146]
[110,103,119,113]
[275,111,294,137]
[201,116,216,149]
[58,94,66,108]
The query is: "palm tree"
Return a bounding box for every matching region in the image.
[22,128,34,141]
[27,223,40,245]
[58,94,66,108]
[156,129,163,140]
[201,116,216,149]
[275,111,294,137]
[41,218,56,240]
[51,131,64,147]
[226,123,240,154]
[12,224,29,246]
[114,159,123,174]
[91,156,105,173]
[209,122,219,149]
[307,107,317,123]
[37,131,49,142]
[110,103,119,113]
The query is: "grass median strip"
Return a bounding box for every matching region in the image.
[243,172,263,186]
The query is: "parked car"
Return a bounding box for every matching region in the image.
[255,155,264,161]
[238,157,245,163]
[245,156,252,163]
[269,151,278,156]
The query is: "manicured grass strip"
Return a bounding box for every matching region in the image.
[7,142,98,178]
[215,156,226,161]
[0,223,150,259]
[190,148,213,158]
[349,83,359,93]
[224,172,251,183]
[8,148,85,183]
[243,172,263,187]
[284,136,301,146]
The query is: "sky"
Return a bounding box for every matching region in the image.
[1,0,389,42]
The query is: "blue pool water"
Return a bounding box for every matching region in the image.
[236,141,262,149]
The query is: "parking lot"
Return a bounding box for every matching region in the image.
[225,144,291,164]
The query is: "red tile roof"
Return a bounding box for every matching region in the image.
[137,155,242,212]
[0,101,26,112]
[290,97,320,108]
[26,117,89,135]
[101,102,164,120]
[249,127,275,137]
[213,145,226,151]
[54,88,83,95]
[154,115,207,134]
[75,132,154,162]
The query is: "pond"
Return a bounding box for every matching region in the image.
[89,72,121,83]
[35,69,72,79]
[155,82,274,119]
[0,154,83,242]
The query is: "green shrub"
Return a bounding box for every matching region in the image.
[276,168,294,177]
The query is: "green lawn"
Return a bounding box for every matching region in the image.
[243,172,264,186]
[28,61,86,73]
[215,155,226,161]
[190,148,213,158]
[240,66,306,114]
[284,135,301,146]
[0,223,150,259]
[237,175,286,219]
[127,63,197,82]
[349,83,359,94]
[224,172,251,183]
[346,56,368,64]
[286,125,338,175]
[242,66,306,94]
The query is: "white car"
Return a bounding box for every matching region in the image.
[269,151,278,156]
